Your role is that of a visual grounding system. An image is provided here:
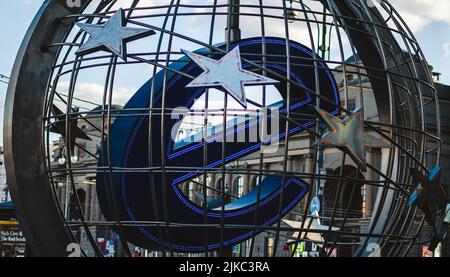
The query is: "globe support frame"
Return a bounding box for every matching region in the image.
[3,0,440,257]
[4,0,93,257]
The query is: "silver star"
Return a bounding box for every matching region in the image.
[314,107,389,171]
[76,9,155,61]
[182,46,278,108]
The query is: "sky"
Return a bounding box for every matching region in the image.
[0,0,450,146]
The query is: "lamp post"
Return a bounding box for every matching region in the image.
[226,0,241,43]
[285,0,331,59]
[57,151,79,219]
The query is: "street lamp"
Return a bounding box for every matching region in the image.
[57,155,79,165]
[284,0,331,59]
[285,1,300,23]
[57,150,79,219]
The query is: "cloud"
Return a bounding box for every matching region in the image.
[57,81,136,109]
[389,0,450,31]
[444,43,450,59]
[114,0,450,31]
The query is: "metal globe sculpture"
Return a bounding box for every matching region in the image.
[4,0,447,257]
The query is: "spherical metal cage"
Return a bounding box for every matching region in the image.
[4,0,441,257]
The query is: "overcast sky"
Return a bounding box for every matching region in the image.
[0,0,449,146]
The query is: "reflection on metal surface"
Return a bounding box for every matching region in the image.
[314,107,389,171]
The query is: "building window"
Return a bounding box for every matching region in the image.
[265,237,275,257]
[215,178,223,198]
[251,176,263,190]
[235,176,244,198]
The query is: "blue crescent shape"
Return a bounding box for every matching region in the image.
[96,37,340,252]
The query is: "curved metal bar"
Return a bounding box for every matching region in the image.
[4,0,94,257]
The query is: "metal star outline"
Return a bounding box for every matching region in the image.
[50,104,92,155]
[429,205,450,252]
[314,107,389,171]
[182,46,278,108]
[407,166,447,229]
[76,8,155,61]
